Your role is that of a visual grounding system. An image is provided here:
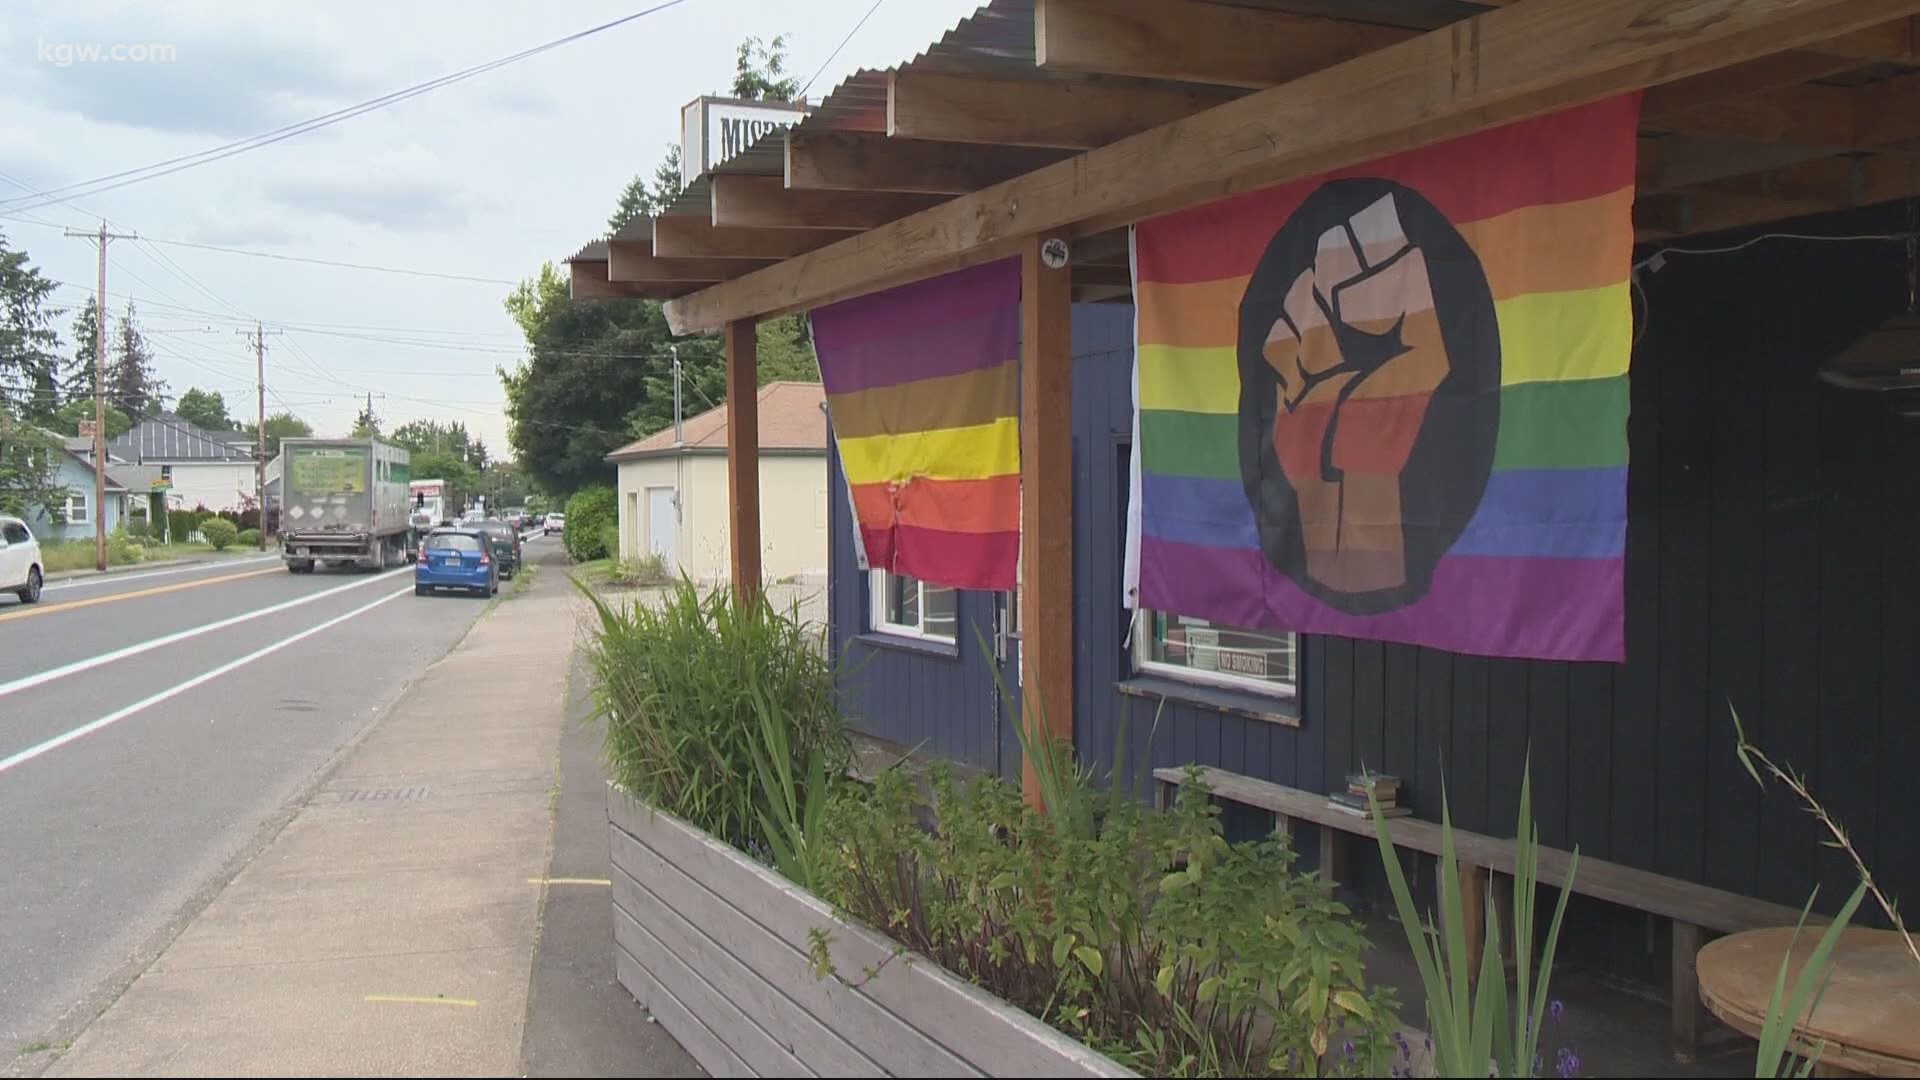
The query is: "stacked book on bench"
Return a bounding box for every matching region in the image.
[1329,773,1411,818]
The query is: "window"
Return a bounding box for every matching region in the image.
[2,521,29,545]
[64,492,89,524]
[1134,611,1296,698]
[425,533,481,552]
[159,465,172,482]
[869,570,956,642]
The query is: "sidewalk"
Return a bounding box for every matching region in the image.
[46,560,666,1077]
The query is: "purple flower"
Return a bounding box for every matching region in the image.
[1557,1049,1583,1078]
[1550,999,1566,1023]
[1343,1040,1356,1059]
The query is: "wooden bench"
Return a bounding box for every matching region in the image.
[1154,766,1805,1063]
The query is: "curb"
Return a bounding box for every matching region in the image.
[40,554,258,584]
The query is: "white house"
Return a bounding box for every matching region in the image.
[605,381,828,583]
[107,414,257,514]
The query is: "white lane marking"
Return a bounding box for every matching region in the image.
[0,586,412,777]
[0,567,411,703]
[45,555,283,591]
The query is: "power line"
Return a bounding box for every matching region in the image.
[0,1,696,214]
[801,0,885,99]
[139,237,519,285]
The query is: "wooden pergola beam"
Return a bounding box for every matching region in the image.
[1641,49,1870,119]
[568,259,685,301]
[786,131,1070,194]
[725,319,760,600]
[606,239,771,283]
[1034,0,1410,89]
[652,215,841,260]
[1020,232,1073,810]
[709,175,944,230]
[886,70,1230,150]
[667,0,1920,335]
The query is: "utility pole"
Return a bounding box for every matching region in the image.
[65,222,137,572]
[237,324,281,551]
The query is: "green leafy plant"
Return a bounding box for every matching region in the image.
[1368,765,1574,1078]
[609,552,671,587]
[816,762,1397,1077]
[578,576,845,853]
[1752,883,1866,1078]
[200,517,238,551]
[236,528,261,548]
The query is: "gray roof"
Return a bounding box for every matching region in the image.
[107,414,253,463]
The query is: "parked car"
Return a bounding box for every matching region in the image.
[543,512,565,537]
[0,515,44,604]
[414,528,496,598]
[469,519,521,579]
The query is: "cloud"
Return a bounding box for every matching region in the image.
[264,147,466,232]
[485,82,552,116]
[185,212,310,248]
[4,9,363,137]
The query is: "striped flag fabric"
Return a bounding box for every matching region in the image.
[1125,95,1638,662]
[812,258,1021,591]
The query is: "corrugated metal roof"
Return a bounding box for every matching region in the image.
[108,414,253,463]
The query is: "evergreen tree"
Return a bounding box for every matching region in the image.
[0,229,63,424]
[608,145,687,232]
[732,35,800,101]
[176,387,232,431]
[64,296,101,403]
[106,302,166,419]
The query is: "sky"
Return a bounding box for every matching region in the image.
[0,0,984,454]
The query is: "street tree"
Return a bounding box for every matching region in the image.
[390,418,474,460]
[62,296,100,404]
[175,387,233,431]
[0,229,62,425]
[733,35,800,100]
[236,410,312,458]
[0,411,69,522]
[107,302,166,419]
[52,397,131,439]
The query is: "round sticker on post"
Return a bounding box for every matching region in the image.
[1040,237,1070,270]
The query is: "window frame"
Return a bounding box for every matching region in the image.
[868,568,957,643]
[1131,609,1298,700]
[64,492,90,524]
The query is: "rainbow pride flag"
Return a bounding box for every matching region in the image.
[1125,96,1638,662]
[813,258,1021,591]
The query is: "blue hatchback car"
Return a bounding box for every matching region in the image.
[415,528,497,597]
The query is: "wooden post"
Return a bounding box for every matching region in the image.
[725,318,761,601]
[1672,920,1705,1063]
[1459,862,1488,985]
[1020,233,1073,810]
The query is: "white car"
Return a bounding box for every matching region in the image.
[543,512,565,537]
[0,515,44,604]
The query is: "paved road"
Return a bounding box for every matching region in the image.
[0,535,553,1058]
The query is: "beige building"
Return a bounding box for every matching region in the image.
[605,381,828,583]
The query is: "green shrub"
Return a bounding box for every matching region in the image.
[817,766,1398,1076]
[236,528,261,548]
[124,519,151,540]
[167,508,198,542]
[563,485,617,562]
[201,518,238,551]
[610,552,671,586]
[579,577,844,852]
[106,531,144,565]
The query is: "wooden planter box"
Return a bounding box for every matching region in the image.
[607,787,1136,1078]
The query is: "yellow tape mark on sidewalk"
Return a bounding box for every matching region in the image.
[363,994,479,1008]
[528,877,612,886]
[0,566,281,623]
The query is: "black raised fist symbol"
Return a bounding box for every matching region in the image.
[1237,179,1501,614]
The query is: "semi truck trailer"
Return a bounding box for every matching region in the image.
[279,438,413,572]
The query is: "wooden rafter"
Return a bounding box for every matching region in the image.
[666,0,1920,334]
[568,259,684,301]
[606,239,771,283]
[1034,0,1409,89]
[886,70,1230,150]
[709,175,945,230]
[652,215,841,260]
[786,131,1069,194]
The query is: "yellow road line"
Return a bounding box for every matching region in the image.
[528,877,612,886]
[363,994,479,1008]
[0,566,282,623]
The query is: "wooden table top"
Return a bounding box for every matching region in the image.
[1698,927,1920,1077]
